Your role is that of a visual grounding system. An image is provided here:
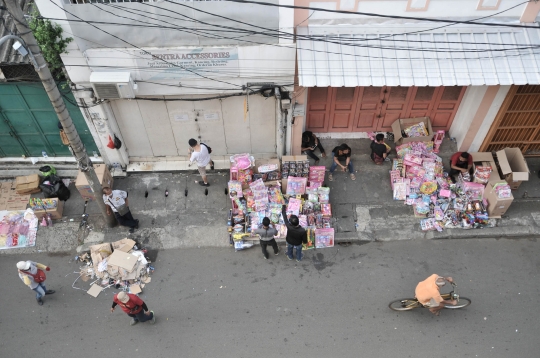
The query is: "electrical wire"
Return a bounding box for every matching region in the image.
[42,4,540,57]
[221,0,540,30]
[46,0,243,88]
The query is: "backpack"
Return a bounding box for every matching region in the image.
[201,143,212,154]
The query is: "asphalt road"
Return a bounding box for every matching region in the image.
[1,238,538,358]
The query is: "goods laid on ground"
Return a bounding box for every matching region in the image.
[228,154,334,251]
[390,141,508,231]
[0,209,39,250]
[74,239,154,297]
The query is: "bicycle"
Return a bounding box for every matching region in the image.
[389,282,471,312]
[76,200,90,244]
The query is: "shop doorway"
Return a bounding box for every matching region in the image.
[305,86,465,133]
[480,85,540,156]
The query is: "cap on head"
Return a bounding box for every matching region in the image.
[117,291,129,303]
[435,277,446,287]
[289,215,299,226]
[17,261,30,271]
[262,217,270,227]
[188,138,198,147]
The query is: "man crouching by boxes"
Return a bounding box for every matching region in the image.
[103,187,139,233]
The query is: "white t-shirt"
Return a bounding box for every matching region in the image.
[103,190,128,213]
[190,145,211,167]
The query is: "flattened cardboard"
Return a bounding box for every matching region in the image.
[142,276,151,283]
[496,148,529,182]
[129,284,142,294]
[107,250,138,271]
[112,238,136,253]
[87,284,103,297]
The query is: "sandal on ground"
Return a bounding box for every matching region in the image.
[328,173,333,181]
[350,173,356,180]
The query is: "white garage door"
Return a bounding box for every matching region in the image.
[110,94,277,158]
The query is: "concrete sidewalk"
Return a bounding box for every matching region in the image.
[2,137,540,255]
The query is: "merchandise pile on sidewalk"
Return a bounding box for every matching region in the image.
[74,238,154,297]
[227,153,334,251]
[390,141,504,231]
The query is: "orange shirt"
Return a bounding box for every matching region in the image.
[415,274,443,305]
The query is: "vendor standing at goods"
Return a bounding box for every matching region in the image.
[301,131,326,164]
[253,217,279,260]
[188,138,214,187]
[328,144,355,181]
[111,291,155,326]
[281,205,307,262]
[449,152,473,183]
[103,187,139,233]
[17,260,54,306]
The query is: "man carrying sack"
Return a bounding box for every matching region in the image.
[103,187,139,233]
[17,260,55,306]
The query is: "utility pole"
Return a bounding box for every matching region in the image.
[3,0,116,227]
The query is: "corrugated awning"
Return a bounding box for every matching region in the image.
[297,26,540,87]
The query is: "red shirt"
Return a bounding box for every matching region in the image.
[113,293,143,314]
[450,152,472,166]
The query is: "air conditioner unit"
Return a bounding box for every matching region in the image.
[90,72,136,99]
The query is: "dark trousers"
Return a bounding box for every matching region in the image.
[128,310,153,323]
[304,142,325,161]
[114,210,138,228]
[260,239,279,259]
[449,161,472,183]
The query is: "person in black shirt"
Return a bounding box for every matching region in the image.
[301,131,326,164]
[328,143,355,181]
[370,133,391,165]
[282,205,308,262]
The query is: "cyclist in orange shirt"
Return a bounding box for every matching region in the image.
[415,274,457,316]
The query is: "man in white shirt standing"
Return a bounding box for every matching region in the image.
[103,187,139,233]
[188,138,214,187]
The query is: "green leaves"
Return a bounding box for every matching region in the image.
[28,10,72,80]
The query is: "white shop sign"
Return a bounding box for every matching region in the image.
[135,48,239,79]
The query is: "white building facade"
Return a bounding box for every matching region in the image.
[36,0,296,168]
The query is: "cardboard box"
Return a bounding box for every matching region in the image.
[469,152,501,186]
[33,199,64,220]
[495,148,530,190]
[112,238,136,253]
[15,174,41,195]
[254,158,280,174]
[107,250,138,271]
[75,165,114,201]
[484,182,514,217]
[282,155,308,163]
[89,243,113,264]
[391,117,434,145]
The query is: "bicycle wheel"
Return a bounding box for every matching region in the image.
[389,298,420,311]
[444,297,472,309]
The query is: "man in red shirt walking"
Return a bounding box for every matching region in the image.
[111,291,156,326]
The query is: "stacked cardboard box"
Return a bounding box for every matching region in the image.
[15,174,41,195]
[75,164,114,201]
[0,181,30,211]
